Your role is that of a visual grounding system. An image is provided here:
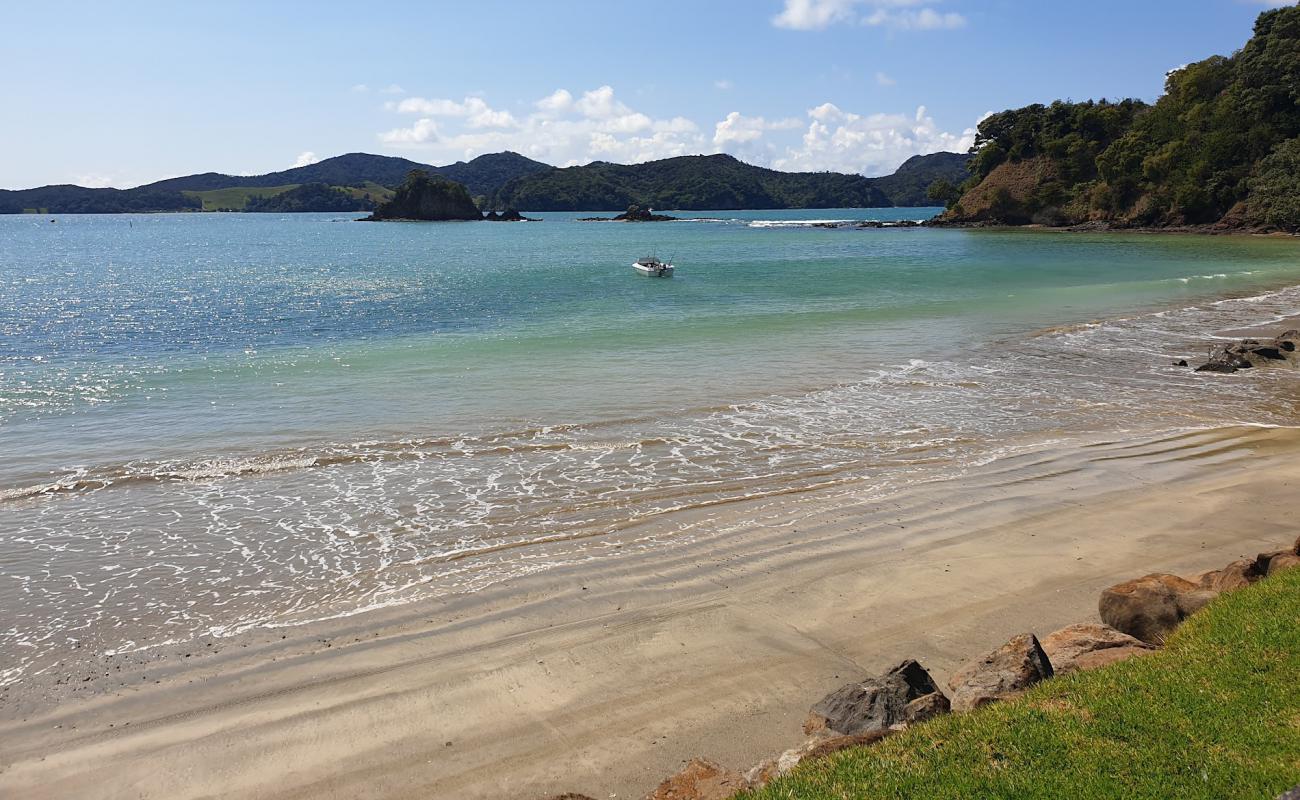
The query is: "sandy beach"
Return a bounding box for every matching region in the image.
[2,419,1297,800]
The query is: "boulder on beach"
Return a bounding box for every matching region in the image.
[644,758,748,800]
[947,633,1053,712]
[1197,558,1266,594]
[805,659,949,736]
[1040,622,1155,675]
[1098,573,1216,645]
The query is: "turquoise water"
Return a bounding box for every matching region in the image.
[3,209,1300,684]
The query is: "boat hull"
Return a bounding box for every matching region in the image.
[633,262,674,277]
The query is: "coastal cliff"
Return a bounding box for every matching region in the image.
[933,5,1300,233]
[362,170,483,221]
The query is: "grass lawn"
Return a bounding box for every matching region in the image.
[184,184,299,211]
[746,567,1300,799]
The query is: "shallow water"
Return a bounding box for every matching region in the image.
[3,209,1300,685]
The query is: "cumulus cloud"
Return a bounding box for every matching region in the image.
[378,85,706,166]
[376,83,974,177]
[292,151,320,168]
[773,103,977,175]
[773,0,965,31]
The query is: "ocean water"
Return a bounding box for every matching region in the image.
[3,209,1300,686]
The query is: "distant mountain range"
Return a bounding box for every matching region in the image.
[0,151,970,214]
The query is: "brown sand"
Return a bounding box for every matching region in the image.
[1,424,1296,799]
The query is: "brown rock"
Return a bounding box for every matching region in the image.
[1197,559,1264,594]
[1267,552,1300,576]
[744,732,890,788]
[1070,646,1154,672]
[947,633,1053,712]
[806,659,948,736]
[1040,623,1155,674]
[903,691,951,723]
[645,758,748,800]
[1099,573,1216,645]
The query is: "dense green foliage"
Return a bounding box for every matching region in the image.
[947,6,1300,229]
[244,183,375,212]
[434,151,553,197]
[747,566,1300,800]
[0,185,200,214]
[1248,135,1300,230]
[870,152,971,207]
[490,154,892,211]
[365,170,482,221]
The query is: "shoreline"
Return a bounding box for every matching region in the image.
[3,422,1298,799]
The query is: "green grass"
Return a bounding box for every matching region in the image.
[747,568,1300,800]
[184,184,299,211]
[183,182,394,211]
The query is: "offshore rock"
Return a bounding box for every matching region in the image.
[362,169,482,221]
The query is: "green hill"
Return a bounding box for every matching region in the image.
[870,152,971,207]
[939,5,1300,231]
[489,153,892,211]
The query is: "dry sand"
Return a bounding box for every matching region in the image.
[1,423,1297,799]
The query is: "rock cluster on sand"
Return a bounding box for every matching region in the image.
[947,633,1053,711]
[804,659,949,736]
[1194,329,1298,373]
[542,535,1300,800]
[1039,623,1154,674]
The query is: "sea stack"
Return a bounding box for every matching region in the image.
[362,169,483,221]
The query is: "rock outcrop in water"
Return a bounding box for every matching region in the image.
[361,170,483,221]
[1194,329,1299,373]
[579,204,677,222]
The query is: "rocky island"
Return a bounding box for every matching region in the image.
[361,169,484,221]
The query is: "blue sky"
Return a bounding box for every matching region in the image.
[2,0,1290,188]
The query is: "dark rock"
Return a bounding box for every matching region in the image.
[613,204,677,222]
[362,170,482,221]
[486,208,538,222]
[1276,784,1300,800]
[1040,623,1155,674]
[947,633,1053,711]
[1174,359,1189,367]
[805,659,948,736]
[644,758,748,800]
[1099,573,1216,645]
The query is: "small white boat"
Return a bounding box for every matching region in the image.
[633,256,674,278]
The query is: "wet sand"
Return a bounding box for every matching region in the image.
[1,424,1297,799]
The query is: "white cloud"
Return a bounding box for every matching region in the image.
[378,85,706,166]
[875,71,897,86]
[773,0,965,31]
[380,118,440,144]
[292,151,320,168]
[392,96,517,128]
[379,84,405,95]
[773,103,977,176]
[375,84,973,177]
[713,112,802,146]
[73,172,116,188]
